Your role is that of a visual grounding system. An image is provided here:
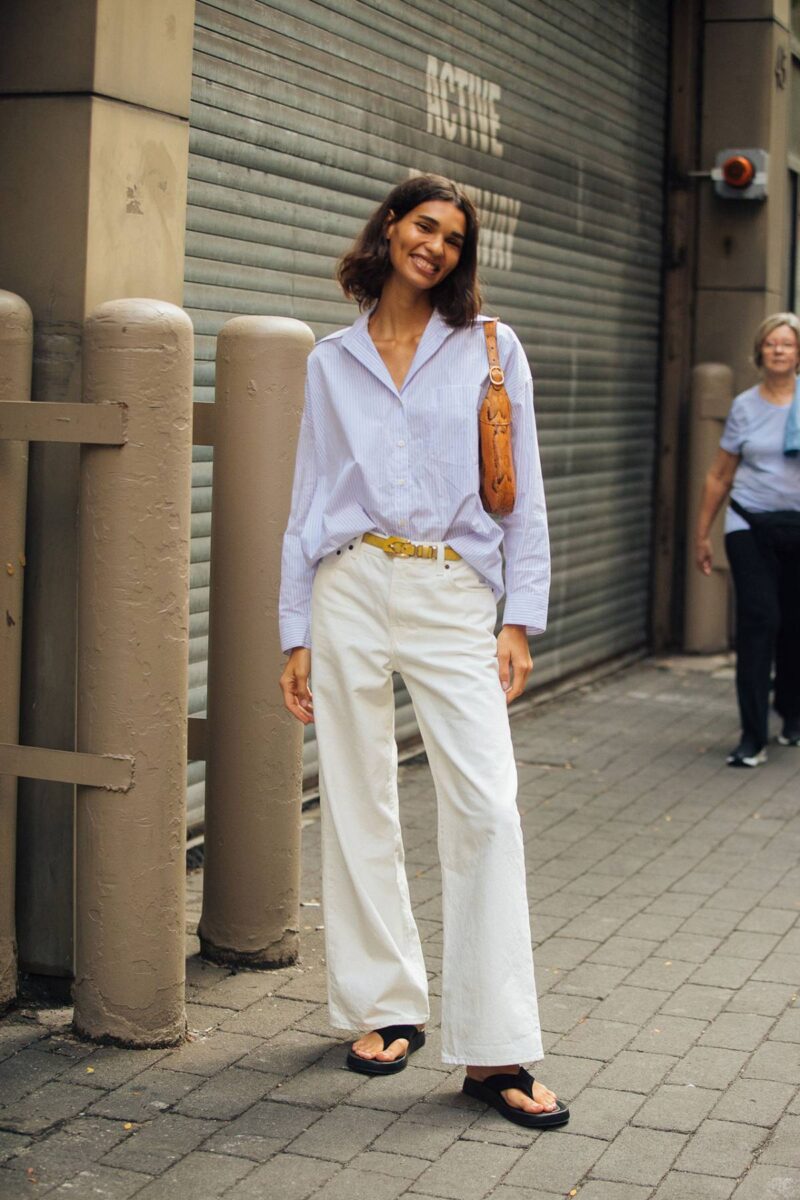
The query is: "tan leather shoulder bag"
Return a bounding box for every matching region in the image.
[479,319,516,516]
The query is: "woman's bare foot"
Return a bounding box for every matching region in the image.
[465,1064,559,1113]
[351,1027,424,1063]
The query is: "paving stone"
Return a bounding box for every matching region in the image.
[690,956,757,989]
[570,1184,651,1200]
[349,1150,429,1179]
[615,913,685,942]
[593,1051,677,1094]
[63,1046,168,1091]
[371,1113,468,1161]
[538,1054,602,1100]
[236,1029,337,1078]
[724,981,797,1017]
[710,1077,794,1126]
[718,930,781,960]
[127,1150,254,1198]
[502,1132,603,1194]
[159,1031,262,1077]
[769,1006,800,1043]
[657,983,734,1023]
[347,1065,444,1114]
[651,1172,735,1199]
[0,1165,55,1198]
[0,1132,31,1167]
[658,933,723,963]
[591,987,666,1025]
[623,957,696,992]
[550,1018,638,1062]
[225,1154,340,1200]
[173,1065,275,1120]
[752,954,800,986]
[666,1045,748,1090]
[219,996,316,1037]
[0,1047,70,1107]
[738,908,797,935]
[699,1013,774,1051]
[563,1087,643,1139]
[631,1083,721,1132]
[591,1127,687,1186]
[101,1115,220,1175]
[0,1082,96,1135]
[674,1119,768,1177]
[89,1067,202,1121]
[553,964,630,999]
[203,1100,322,1161]
[759,1114,800,1167]
[407,1140,521,1199]
[3,1116,130,1185]
[730,1163,800,1198]
[742,1040,800,1083]
[681,909,742,938]
[267,1057,368,1109]
[0,1022,46,1063]
[586,938,659,970]
[629,1016,707,1057]
[47,1165,149,1198]
[286,1103,395,1162]
[537,993,597,1034]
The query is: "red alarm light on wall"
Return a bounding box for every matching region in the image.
[712,149,768,199]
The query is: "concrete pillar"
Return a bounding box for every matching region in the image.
[0,0,195,985]
[696,1,791,386]
[684,364,734,653]
[0,291,33,1010]
[73,299,193,1046]
[199,317,314,968]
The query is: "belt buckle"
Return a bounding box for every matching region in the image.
[384,537,414,557]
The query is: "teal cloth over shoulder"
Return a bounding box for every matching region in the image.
[786,375,800,456]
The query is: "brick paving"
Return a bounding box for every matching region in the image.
[1,655,799,1199]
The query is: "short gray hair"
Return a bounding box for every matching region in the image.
[753,312,800,370]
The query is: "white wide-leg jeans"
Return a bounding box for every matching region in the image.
[311,537,543,1066]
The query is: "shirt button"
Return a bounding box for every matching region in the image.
[397,439,406,447]
[397,479,406,486]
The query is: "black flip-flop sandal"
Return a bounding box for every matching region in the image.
[463,1066,570,1129]
[346,1024,426,1075]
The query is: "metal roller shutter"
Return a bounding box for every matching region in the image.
[185,0,669,815]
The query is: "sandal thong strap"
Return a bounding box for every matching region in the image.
[479,1066,534,1096]
[375,1024,420,1049]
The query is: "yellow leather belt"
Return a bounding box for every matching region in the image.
[362,532,461,561]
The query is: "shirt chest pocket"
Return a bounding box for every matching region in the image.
[417,385,482,468]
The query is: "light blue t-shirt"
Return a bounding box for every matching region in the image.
[720,385,800,533]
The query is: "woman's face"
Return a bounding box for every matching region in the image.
[385,200,467,293]
[760,323,800,375]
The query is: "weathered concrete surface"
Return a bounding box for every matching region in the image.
[1,656,798,1197]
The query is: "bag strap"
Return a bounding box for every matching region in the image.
[483,319,505,389]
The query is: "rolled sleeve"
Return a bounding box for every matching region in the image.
[279,390,317,653]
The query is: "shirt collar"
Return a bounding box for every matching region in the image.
[340,308,456,396]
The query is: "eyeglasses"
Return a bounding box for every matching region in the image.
[763,340,797,351]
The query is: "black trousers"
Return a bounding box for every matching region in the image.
[726,528,800,747]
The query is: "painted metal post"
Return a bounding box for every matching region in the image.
[684,363,733,653]
[199,316,313,967]
[0,290,33,1010]
[73,299,193,1046]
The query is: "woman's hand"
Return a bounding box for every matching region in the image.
[497,624,533,704]
[695,536,713,576]
[280,648,314,724]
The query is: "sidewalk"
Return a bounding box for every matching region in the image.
[1,656,799,1200]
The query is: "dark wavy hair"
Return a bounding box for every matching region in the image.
[336,175,481,327]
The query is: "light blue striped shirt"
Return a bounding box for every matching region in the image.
[279,309,550,652]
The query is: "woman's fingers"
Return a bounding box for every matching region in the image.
[497,626,533,705]
[695,538,713,575]
[280,650,314,724]
[506,646,532,703]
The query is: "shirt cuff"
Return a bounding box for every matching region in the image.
[502,594,548,637]
[280,616,311,655]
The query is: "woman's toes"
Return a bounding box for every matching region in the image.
[375,1039,408,1062]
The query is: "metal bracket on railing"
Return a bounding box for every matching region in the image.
[0,744,134,792]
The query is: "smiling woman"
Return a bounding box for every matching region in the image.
[277,173,569,1130]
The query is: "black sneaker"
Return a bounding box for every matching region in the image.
[726,741,767,768]
[777,724,800,747]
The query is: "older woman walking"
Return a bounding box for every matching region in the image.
[278,174,568,1129]
[695,312,800,766]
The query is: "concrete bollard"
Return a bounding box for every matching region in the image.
[684,363,733,653]
[199,316,314,967]
[0,291,33,1010]
[73,300,193,1046]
